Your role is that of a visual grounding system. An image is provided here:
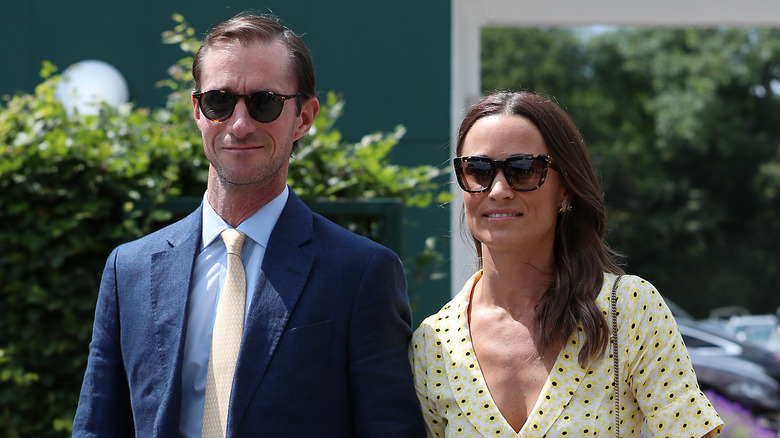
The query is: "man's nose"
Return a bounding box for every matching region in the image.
[227,98,257,135]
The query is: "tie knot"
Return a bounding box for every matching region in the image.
[221,228,246,255]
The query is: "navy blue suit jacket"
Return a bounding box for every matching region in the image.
[73,190,426,437]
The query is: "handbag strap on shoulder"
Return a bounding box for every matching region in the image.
[611,274,623,437]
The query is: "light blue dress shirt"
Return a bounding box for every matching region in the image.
[179,187,288,438]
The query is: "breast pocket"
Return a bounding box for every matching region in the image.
[284,320,334,346]
[269,320,339,401]
[274,320,335,370]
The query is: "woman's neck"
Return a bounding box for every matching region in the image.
[475,248,554,318]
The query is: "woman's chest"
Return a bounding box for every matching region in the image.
[470,325,561,431]
[427,319,631,436]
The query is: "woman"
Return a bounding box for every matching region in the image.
[409,91,723,437]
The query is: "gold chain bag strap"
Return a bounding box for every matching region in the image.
[611,274,623,438]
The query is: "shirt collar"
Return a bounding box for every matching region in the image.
[201,186,289,250]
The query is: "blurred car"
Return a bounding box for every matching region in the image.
[677,317,780,416]
[677,317,780,381]
[662,295,780,426]
[708,306,751,321]
[664,297,694,320]
[664,295,780,376]
[689,352,779,414]
[722,314,780,353]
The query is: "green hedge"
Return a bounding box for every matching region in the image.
[0,15,445,437]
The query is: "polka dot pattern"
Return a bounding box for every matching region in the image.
[409,271,724,437]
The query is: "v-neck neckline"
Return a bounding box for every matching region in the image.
[445,271,594,436]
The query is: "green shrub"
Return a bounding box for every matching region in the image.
[0,14,445,437]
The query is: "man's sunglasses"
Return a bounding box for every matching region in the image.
[453,154,554,193]
[193,90,302,123]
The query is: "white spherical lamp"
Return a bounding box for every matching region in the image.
[54,60,130,116]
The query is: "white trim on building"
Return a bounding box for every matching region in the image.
[450,0,780,294]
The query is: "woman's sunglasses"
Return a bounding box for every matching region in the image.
[193,89,302,123]
[453,154,554,193]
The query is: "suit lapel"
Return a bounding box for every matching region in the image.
[148,207,202,434]
[228,191,315,434]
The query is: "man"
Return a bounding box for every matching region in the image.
[73,13,426,437]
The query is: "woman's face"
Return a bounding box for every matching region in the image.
[460,114,568,258]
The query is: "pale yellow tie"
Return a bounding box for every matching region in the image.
[202,228,247,438]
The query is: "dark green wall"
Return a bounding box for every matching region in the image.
[2,0,452,325]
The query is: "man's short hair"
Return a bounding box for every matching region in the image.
[192,12,316,103]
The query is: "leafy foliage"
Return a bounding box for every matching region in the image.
[290,91,445,207]
[0,14,444,437]
[482,27,780,317]
[0,64,205,437]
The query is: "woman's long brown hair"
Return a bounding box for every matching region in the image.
[456,91,623,367]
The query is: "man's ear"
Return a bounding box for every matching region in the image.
[293,97,320,141]
[192,94,201,120]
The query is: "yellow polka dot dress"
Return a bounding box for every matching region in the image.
[409,271,724,437]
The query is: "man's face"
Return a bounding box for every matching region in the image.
[193,40,317,194]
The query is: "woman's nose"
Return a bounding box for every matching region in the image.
[488,169,514,198]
